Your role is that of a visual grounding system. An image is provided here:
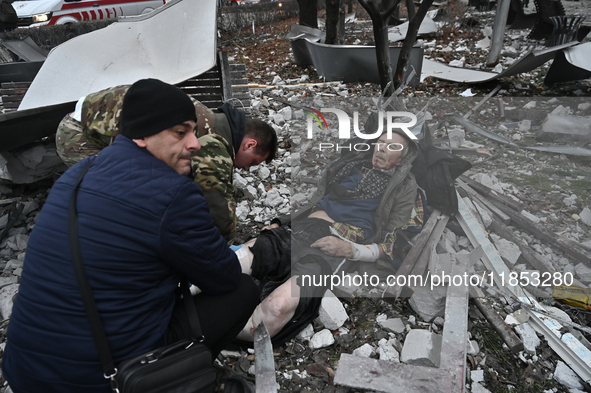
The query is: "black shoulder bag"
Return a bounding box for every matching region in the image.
[69,163,216,393]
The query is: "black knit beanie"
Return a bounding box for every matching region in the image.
[120,79,196,139]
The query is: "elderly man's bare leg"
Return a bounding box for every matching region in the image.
[236,276,300,341]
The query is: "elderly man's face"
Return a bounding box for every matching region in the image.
[135,121,200,175]
[372,132,408,170]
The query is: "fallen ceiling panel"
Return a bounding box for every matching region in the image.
[305,40,424,86]
[18,0,217,111]
[421,42,577,83]
[545,42,591,84]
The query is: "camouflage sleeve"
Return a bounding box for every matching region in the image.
[191,134,236,246]
[81,85,129,146]
[55,114,104,167]
[191,98,216,137]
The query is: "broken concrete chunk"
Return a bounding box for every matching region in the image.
[3,259,23,273]
[409,285,446,323]
[436,228,458,254]
[378,318,406,334]
[400,329,442,368]
[296,323,314,342]
[0,276,18,289]
[471,383,492,393]
[6,234,29,252]
[467,339,480,356]
[580,207,591,227]
[514,323,540,355]
[0,283,19,319]
[352,343,375,358]
[377,338,400,362]
[309,329,335,349]
[471,369,484,383]
[537,114,591,144]
[563,194,578,207]
[316,291,348,330]
[574,262,591,284]
[492,238,521,267]
[553,361,584,390]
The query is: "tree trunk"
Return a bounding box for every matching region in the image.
[405,0,415,21]
[358,0,400,96]
[393,0,434,91]
[486,0,511,66]
[326,0,345,44]
[298,0,319,28]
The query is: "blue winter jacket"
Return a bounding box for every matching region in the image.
[2,135,241,393]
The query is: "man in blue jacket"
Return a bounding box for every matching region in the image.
[2,79,259,393]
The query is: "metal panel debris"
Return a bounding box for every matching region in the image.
[1,37,48,62]
[522,146,591,157]
[421,42,576,83]
[19,0,217,110]
[388,17,438,42]
[452,115,519,147]
[545,42,591,84]
[303,40,424,86]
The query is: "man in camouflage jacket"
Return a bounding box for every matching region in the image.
[56,85,277,245]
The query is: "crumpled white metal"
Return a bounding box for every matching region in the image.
[19,0,217,111]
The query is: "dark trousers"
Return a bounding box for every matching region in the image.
[167,274,259,359]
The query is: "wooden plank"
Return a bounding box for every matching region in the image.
[1,95,25,102]
[459,183,511,225]
[456,195,527,301]
[470,286,524,353]
[231,78,248,85]
[1,82,32,88]
[0,88,29,95]
[440,249,482,392]
[231,86,250,93]
[487,198,591,266]
[458,195,591,383]
[230,64,246,71]
[459,174,524,212]
[334,354,454,392]
[180,87,224,94]
[383,210,443,300]
[409,214,450,286]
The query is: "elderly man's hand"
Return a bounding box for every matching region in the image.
[310,236,354,258]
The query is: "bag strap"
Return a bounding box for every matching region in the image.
[68,162,205,392]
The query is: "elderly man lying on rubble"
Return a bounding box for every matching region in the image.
[231,128,424,343]
[55,84,277,245]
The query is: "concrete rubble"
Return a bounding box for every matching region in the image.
[315,290,348,330]
[400,329,442,368]
[514,323,541,355]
